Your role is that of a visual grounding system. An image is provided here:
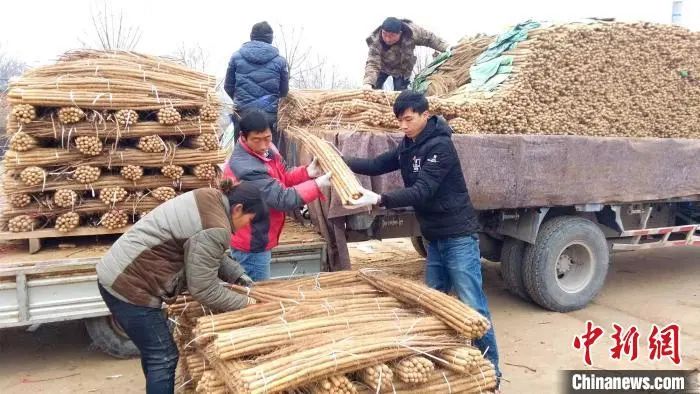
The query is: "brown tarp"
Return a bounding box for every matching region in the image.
[284,129,700,219]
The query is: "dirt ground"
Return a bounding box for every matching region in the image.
[0,240,698,393]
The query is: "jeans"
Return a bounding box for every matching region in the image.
[231,249,272,281]
[98,283,178,394]
[424,234,501,379]
[374,72,410,91]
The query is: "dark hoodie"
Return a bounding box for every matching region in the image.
[224,41,289,116]
[346,116,479,240]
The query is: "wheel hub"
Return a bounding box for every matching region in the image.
[557,254,573,275]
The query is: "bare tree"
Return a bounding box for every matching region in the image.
[412,46,435,79]
[0,46,27,140]
[80,1,142,50]
[173,42,209,72]
[274,24,355,90]
[0,46,27,92]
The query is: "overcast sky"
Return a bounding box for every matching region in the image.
[1,0,699,84]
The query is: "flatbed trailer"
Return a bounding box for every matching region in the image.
[285,129,700,313]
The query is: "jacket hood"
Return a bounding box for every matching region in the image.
[240,41,280,65]
[401,115,451,152]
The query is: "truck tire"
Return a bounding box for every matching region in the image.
[522,216,609,312]
[500,238,530,301]
[85,316,139,359]
[411,236,428,258]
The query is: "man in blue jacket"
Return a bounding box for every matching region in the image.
[345,90,501,385]
[224,21,289,145]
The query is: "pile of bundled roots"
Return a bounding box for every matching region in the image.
[1,50,225,233]
[280,21,700,139]
[169,271,498,394]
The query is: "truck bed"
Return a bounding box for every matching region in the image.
[287,129,700,217]
[0,219,327,328]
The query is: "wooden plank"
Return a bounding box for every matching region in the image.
[0,225,130,241]
[28,239,41,254]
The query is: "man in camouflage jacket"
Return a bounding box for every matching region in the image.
[363,17,448,91]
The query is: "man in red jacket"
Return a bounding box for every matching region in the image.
[223,110,330,280]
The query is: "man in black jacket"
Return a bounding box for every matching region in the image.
[346,90,500,382]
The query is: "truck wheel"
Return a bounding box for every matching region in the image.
[522,216,609,312]
[85,316,139,359]
[411,236,428,258]
[500,238,530,301]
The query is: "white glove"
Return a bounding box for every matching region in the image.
[307,157,323,178]
[348,187,381,208]
[362,83,373,90]
[315,172,332,188]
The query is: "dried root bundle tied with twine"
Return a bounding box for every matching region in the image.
[434,345,485,374]
[9,132,38,152]
[9,193,32,208]
[100,209,129,229]
[8,215,38,232]
[192,133,219,151]
[356,363,393,392]
[73,165,101,184]
[20,166,46,186]
[137,135,166,153]
[158,107,181,125]
[393,356,435,384]
[99,187,129,205]
[161,164,184,179]
[221,333,460,394]
[74,135,103,156]
[55,212,80,232]
[6,50,218,110]
[211,309,418,361]
[193,296,403,340]
[199,104,219,122]
[152,186,176,201]
[115,109,139,126]
[309,375,357,394]
[196,370,225,394]
[120,165,144,181]
[54,189,78,208]
[391,363,498,393]
[11,104,36,124]
[359,271,490,339]
[193,163,217,180]
[289,127,363,204]
[57,107,85,124]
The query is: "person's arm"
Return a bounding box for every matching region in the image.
[345,147,400,177]
[279,58,289,98]
[380,143,452,208]
[217,253,245,283]
[363,40,382,86]
[412,24,449,52]
[248,169,322,211]
[224,57,237,101]
[185,228,249,311]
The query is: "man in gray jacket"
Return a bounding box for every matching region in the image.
[97,181,264,394]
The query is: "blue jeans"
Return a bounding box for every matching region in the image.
[98,283,178,394]
[425,234,501,379]
[231,249,272,281]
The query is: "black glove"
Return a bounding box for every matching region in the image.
[235,273,254,287]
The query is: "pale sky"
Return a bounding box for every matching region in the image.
[1,0,699,85]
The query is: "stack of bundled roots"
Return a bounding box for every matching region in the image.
[281,21,700,139]
[169,271,498,394]
[1,50,226,233]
